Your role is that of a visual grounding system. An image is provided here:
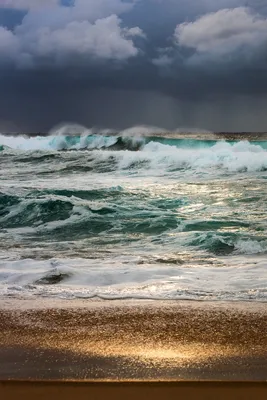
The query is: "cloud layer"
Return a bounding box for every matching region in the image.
[1,0,267,131]
[2,1,267,69]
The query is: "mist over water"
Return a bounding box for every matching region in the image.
[0,126,267,301]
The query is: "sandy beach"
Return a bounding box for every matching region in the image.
[0,300,267,398]
[0,299,267,381]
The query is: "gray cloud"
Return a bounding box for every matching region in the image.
[0,0,143,66]
[0,0,58,10]
[152,54,173,67]
[175,7,267,65]
[1,0,267,132]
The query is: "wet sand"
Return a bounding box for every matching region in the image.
[0,300,267,381]
[1,300,267,398]
[1,381,267,400]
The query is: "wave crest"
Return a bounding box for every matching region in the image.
[1,133,267,173]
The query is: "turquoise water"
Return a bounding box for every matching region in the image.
[0,133,267,301]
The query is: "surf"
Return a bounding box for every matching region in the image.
[1,133,267,174]
[1,127,267,302]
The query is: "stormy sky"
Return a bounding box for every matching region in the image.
[1,0,267,132]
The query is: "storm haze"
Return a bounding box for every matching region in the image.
[1,0,267,132]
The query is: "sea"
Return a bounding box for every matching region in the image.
[0,127,267,302]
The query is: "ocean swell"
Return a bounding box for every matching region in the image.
[1,130,267,302]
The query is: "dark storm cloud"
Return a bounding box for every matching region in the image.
[1,0,267,132]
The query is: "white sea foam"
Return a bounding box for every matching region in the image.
[0,134,52,151]
[235,239,267,255]
[0,256,266,301]
[1,133,267,173]
[111,140,267,173]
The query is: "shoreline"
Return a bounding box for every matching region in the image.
[0,299,267,381]
[2,297,267,311]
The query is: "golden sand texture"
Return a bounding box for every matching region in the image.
[0,300,267,380]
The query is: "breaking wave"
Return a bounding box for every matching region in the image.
[1,133,267,173]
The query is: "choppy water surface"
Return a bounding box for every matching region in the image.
[0,132,267,301]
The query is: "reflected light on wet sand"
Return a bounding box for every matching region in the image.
[76,340,238,368]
